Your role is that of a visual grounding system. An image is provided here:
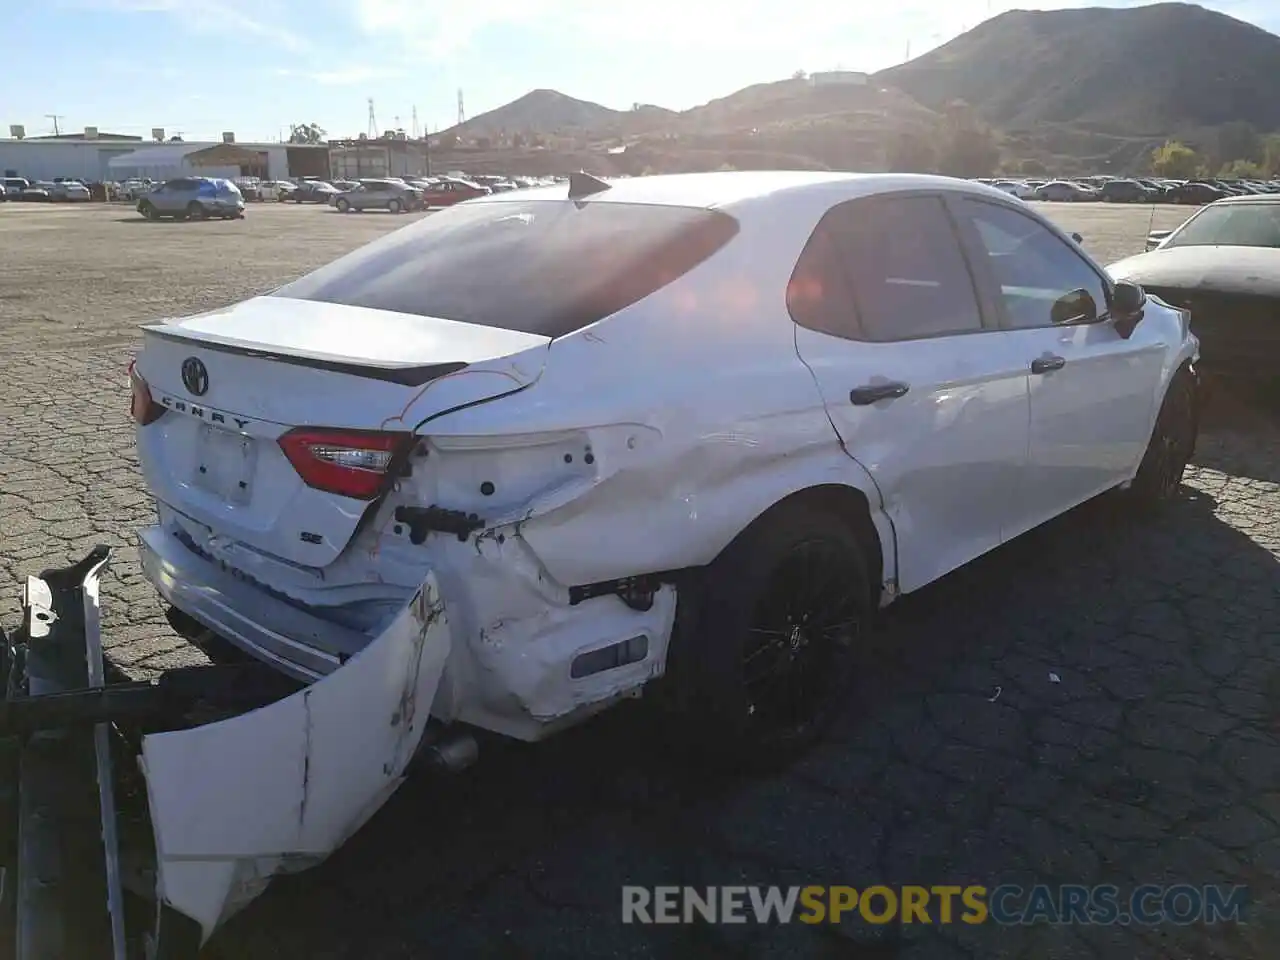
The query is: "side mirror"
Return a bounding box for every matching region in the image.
[1050,288,1098,326]
[1071,232,1084,244]
[1111,280,1146,339]
[1145,229,1172,252]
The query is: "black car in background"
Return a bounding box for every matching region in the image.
[291,181,340,203]
[1109,195,1280,378]
[1165,181,1227,205]
[1100,179,1160,203]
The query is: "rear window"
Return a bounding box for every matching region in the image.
[270,199,739,338]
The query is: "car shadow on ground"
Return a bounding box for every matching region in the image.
[209,409,1280,960]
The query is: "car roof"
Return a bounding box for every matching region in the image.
[469,170,1016,212]
[1213,193,1280,204]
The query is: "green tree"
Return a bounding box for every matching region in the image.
[1263,134,1280,177]
[288,123,326,145]
[887,130,936,173]
[1150,140,1200,178]
[1218,158,1264,179]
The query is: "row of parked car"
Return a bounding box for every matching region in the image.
[981,175,1280,205]
[283,173,562,212]
[127,172,567,220]
[0,176,93,201]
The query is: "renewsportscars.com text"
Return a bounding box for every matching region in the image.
[621,884,1247,926]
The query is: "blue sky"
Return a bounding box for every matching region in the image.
[4,0,1277,142]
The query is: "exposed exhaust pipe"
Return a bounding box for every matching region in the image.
[413,728,480,773]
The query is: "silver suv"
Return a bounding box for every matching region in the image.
[137,177,246,220]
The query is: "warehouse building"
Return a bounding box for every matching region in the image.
[0,132,330,183]
[328,136,432,180]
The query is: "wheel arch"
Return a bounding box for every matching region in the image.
[722,483,888,609]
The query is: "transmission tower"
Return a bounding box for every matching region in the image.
[367,98,378,138]
[457,90,465,126]
[45,113,64,136]
[411,106,420,139]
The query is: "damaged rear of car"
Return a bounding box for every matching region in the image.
[105,172,896,948]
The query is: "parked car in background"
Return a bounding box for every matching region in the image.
[292,181,340,203]
[1165,181,1226,205]
[333,178,419,214]
[137,177,246,220]
[420,177,490,207]
[1100,179,1157,204]
[991,179,1037,200]
[258,181,295,201]
[234,177,263,201]
[1035,180,1098,202]
[49,180,91,202]
[1110,193,1280,378]
[22,182,54,202]
[2,177,28,198]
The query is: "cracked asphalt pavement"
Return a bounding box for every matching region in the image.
[1,201,1277,958]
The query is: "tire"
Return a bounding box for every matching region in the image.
[186,201,205,221]
[139,202,156,220]
[336,198,350,213]
[661,504,874,769]
[1130,365,1199,507]
[388,198,402,214]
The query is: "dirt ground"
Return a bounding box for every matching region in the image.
[2,199,1278,959]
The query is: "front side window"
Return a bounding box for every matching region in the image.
[272,200,739,338]
[957,198,1110,330]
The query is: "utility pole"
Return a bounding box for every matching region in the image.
[367,97,378,139]
[45,114,63,136]
[411,106,420,139]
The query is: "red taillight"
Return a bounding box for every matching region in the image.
[278,428,411,500]
[128,360,165,425]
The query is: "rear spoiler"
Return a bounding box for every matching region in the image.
[140,324,469,387]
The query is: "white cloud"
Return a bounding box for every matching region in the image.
[58,0,311,52]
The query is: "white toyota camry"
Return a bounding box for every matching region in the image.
[129,170,1200,766]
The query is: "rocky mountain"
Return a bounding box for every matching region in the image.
[875,2,1280,135]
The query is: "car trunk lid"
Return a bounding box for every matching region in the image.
[135,296,548,568]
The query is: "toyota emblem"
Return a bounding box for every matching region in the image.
[181,357,209,397]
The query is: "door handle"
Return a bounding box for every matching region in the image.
[1030,355,1066,374]
[849,381,910,405]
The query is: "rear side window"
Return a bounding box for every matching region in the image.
[272,200,739,338]
[835,196,983,341]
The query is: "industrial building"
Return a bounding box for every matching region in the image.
[0,131,330,183]
[327,136,432,180]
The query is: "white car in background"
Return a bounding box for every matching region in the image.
[992,179,1037,200]
[126,170,1199,932]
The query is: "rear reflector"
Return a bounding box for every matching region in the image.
[128,360,165,425]
[278,428,411,500]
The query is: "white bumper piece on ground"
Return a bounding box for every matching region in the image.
[138,576,452,942]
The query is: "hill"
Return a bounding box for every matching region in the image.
[875,2,1280,135]
[444,89,628,139]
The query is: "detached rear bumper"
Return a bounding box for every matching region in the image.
[139,524,372,681]
[3,546,453,950]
